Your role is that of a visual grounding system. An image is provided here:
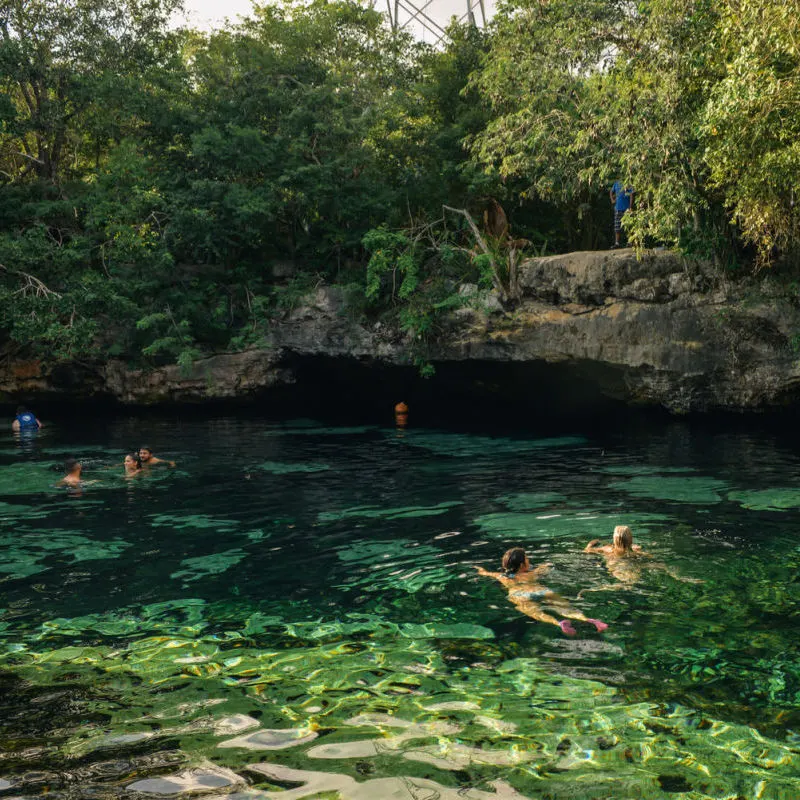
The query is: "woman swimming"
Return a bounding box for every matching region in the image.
[580,525,701,596]
[475,547,607,636]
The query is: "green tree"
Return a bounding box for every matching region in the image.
[0,0,183,183]
[700,0,800,264]
[469,0,730,254]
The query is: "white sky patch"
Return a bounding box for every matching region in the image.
[177,0,494,42]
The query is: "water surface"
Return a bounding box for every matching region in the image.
[1,414,800,798]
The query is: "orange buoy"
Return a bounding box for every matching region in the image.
[394,401,409,428]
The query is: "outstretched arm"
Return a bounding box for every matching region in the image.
[473,565,502,581]
[577,582,628,599]
[584,539,603,553]
[651,561,703,584]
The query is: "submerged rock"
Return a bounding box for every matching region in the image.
[217,727,318,750]
[126,766,240,795]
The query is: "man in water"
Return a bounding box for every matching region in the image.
[57,458,83,488]
[138,446,176,468]
[11,406,42,431]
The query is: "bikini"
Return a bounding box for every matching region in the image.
[505,572,550,602]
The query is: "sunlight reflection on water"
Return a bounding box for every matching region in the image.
[1,415,800,797]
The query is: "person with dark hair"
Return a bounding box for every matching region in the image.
[138,446,176,468]
[124,452,143,477]
[475,547,607,636]
[57,458,82,488]
[12,406,42,432]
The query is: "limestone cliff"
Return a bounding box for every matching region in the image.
[2,249,799,413]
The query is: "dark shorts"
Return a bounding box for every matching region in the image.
[614,208,627,232]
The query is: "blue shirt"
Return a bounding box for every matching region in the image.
[612,181,633,212]
[15,412,38,430]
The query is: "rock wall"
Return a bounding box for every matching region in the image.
[2,249,799,413]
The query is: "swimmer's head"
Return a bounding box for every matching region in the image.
[16,405,27,415]
[138,447,153,462]
[125,453,142,470]
[501,547,528,576]
[613,525,633,552]
[64,457,81,474]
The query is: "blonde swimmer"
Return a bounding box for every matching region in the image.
[580,525,702,597]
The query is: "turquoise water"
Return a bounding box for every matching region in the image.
[1,415,800,798]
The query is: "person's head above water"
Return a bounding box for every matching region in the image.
[612,525,634,552]
[64,457,81,475]
[501,547,528,576]
[138,446,153,462]
[125,453,142,470]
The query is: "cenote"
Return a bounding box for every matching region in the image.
[2,410,800,799]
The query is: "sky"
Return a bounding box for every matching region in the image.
[178,0,493,43]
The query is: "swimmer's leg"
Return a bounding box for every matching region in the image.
[511,599,576,636]
[547,596,608,633]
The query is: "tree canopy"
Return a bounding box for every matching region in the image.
[0,0,797,367]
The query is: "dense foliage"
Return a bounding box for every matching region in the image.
[0,0,798,366]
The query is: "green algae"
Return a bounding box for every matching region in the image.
[0,461,62,495]
[0,529,131,578]
[609,475,730,503]
[727,488,800,511]
[398,622,495,640]
[255,461,330,474]
[333,540,453,593]
[0,500,54,521]
[402,432,589,458]
[149,513,239,531]
[171,548,248,583]
[599,465,698,475]
[497,492,568,511]
[319,501,462,523]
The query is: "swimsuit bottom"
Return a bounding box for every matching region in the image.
[510,589,550,602]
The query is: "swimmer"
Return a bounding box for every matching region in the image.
[475,547,608,636]
[57,457,83,488]
[124,452,143,476]
[138,446,176,468]
[580,525,702,597]
[12,406,42,431]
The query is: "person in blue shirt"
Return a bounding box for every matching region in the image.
[12,406,42,432]
[610,181,634,248]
